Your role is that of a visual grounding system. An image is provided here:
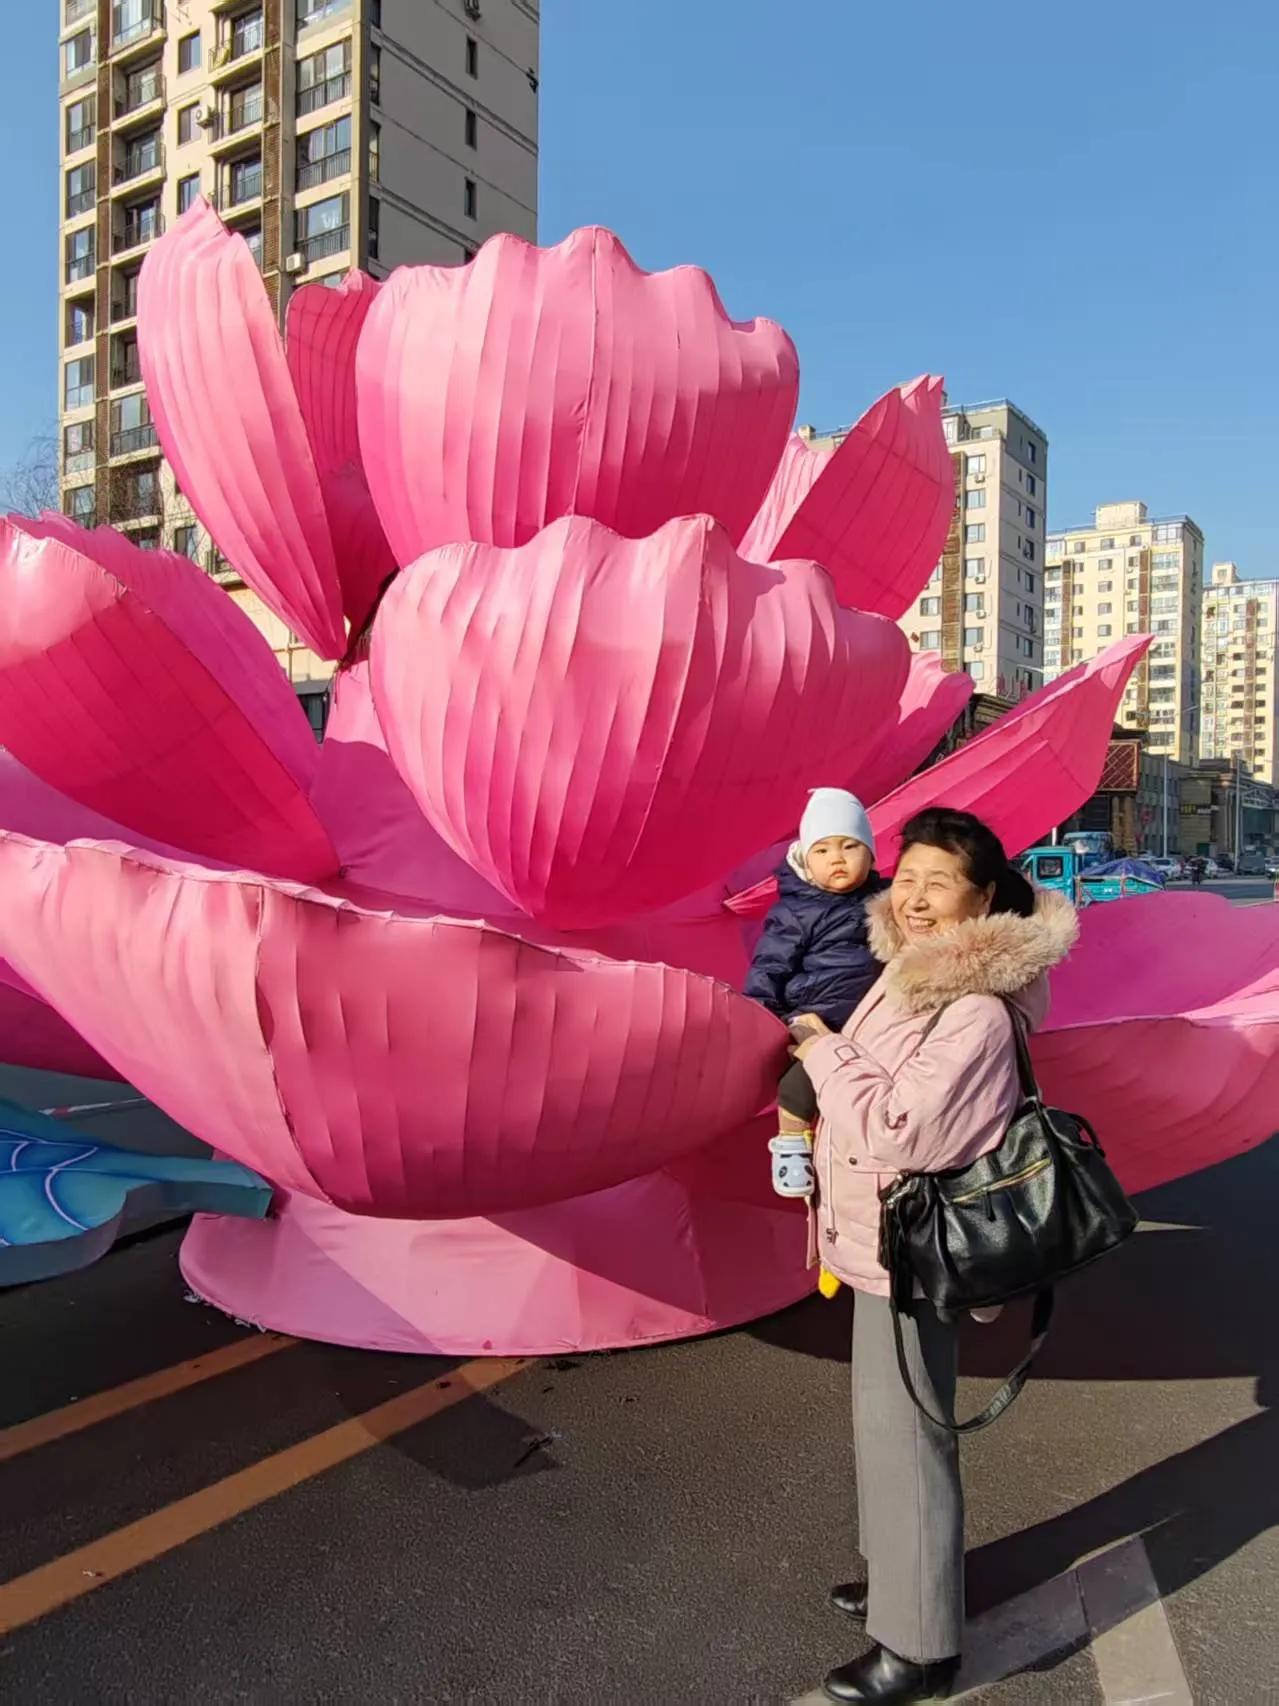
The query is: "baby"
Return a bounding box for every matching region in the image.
[745,788,885,1286]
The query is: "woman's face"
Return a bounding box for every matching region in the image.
[890,842,995,940]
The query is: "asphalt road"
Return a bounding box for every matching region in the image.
[1,878,1275,1701]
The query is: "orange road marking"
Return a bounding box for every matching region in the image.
[0,1357,530,1637]
[0,1335,295,1466]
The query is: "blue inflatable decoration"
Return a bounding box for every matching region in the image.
[0,1100,271,1285]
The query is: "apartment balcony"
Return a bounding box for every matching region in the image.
[66,122,96,157]
[114,208,164,257]
[298,225,350,267]
[210,19,265,84]
[210,89,266,153]
[297,148,350,192]
[205,546,241,585]
[112,138,164,195]
[66,186,96,219]
[114,67,165,125]
[111,281,141,325]
[110,421,159,457]
[64,0,96,27]
[65,254,96,288]
[110,1,166,65]
[297,71,352,117]
[111,349,144,390]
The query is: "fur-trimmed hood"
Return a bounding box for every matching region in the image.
[864,887,1078,1020]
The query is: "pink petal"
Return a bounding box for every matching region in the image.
[0,518,338,881]
[0,960,117,1079]
[371,514,910,927]
[751,377,954,618]
[1037,894,1279,1193]
[356,227,799,565]
[286,276,397,631]
[855,651,974,808]
[0,837,787,1219]
[869,637,1149,870]
[737,432,834,563]
[138,202,346,658]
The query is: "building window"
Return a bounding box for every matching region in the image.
[918,630,941,649]
[963,523,985,544]
[466,35,479,76]
[1097,602,1112,615]
[230,9,265,58]
[66,484,96,522]
[964,556,984,578]
[65,298,94,346]
[964,488,985,510]
[368,195,380,260]
[298,41,352,115]
[465,107,478,149]
[64,29,94,79]
[66,160,96,218]
[65,225,95,283]
[1026,473,1037,497]
[1073,541,1085,554]
[1027,443,1037,464]
[174,523,200,560]
[964,593,983,613]
[1025,573,1035,594]
[64,354,95,410]
[368,121,381,183]
[969,660,986,680]
[1100,536,1115,549]
[1098,557,1113,571]
[297,116,351,190]
[66,94,96,154]
[1025,507,1037,529]
[296,192,350,263]
[919,596,940,616]
[966,453,986,476]
[110,392,157,454]
[297,0,345,24]
[1153,523,1183,544]
[119,197,162,251]
[64,419,95,473]
[178,103,199,145]
[464,177,477,219]
[963,627,982,647]
[178,172,201,213]
[370,44,381,105]
[229,155,263,206]
[177,30,201,73]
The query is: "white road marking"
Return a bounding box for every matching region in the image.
[792,1534,1192,1704]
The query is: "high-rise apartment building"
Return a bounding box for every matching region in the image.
[799,398,1047,696]
[1201,561,1279,785]
[1045,502,1203,763]
[56,0,538,706]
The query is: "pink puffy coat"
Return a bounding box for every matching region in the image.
[805,888,1078,1296]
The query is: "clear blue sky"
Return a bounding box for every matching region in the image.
[7,1,1276,570]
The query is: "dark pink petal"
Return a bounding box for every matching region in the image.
[370,514,910,927]
[138,202,346,658]
[0,960,117,1079]
[0,837,786,1219]
[855,651,974,808]
[286,275,397,631]
[754,377,954,618]
[869,638,1149,870]
[356,227,799,565]
[0,517,338,881]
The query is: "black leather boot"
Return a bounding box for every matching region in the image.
[823,1642,959,1703]
[828,1581,868,1622]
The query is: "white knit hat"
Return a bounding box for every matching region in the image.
[798,788,876,860]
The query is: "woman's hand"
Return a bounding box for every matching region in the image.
[787,1012,833,1062]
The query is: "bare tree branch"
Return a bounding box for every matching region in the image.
[0,432,60,519]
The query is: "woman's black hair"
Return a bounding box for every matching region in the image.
[897,807,1036,918]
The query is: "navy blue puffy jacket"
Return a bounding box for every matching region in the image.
[743,862,887,1029]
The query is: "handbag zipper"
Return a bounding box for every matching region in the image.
[950,1156,1053,1204]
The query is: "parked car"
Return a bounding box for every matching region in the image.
[1237,852,1267,875]
[1143,855,1182,880]
[1265,858,1279,879]
[1214,855,1235,875]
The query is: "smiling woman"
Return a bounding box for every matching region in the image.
[787,807,1072,1703]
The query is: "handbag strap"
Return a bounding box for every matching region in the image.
[888,1287,1055,1435]
[999,998,1045,1106]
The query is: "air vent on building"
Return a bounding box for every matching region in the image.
[284,252,305,274]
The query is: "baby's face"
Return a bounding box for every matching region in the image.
[806,838,872,892]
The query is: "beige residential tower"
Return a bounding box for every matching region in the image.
[1201,561,1279,786]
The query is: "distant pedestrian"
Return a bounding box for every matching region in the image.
[786,808,1077,1704]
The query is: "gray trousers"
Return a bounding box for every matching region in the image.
[852,1292,964,1663]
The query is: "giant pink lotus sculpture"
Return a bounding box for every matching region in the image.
[0,204,1275,1352]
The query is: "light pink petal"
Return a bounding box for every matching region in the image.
[0,517,338,880]
[749,377,954,618]
[138,202,346,658]
[855,651,974,808]
[0,960,117,1079]
[869,637,1149,870]
[1037,894,1279,1193]
[286,276,397,631]
[357,227,799,565]
[0,836,787,1219]
[371,514,910,927]
[737,432,834,563]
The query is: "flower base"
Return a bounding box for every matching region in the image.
[179,1122,812,1355]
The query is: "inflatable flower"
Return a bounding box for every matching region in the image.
[0,205,1273,1352]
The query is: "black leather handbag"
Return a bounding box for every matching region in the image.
[878,999,1138,1434]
